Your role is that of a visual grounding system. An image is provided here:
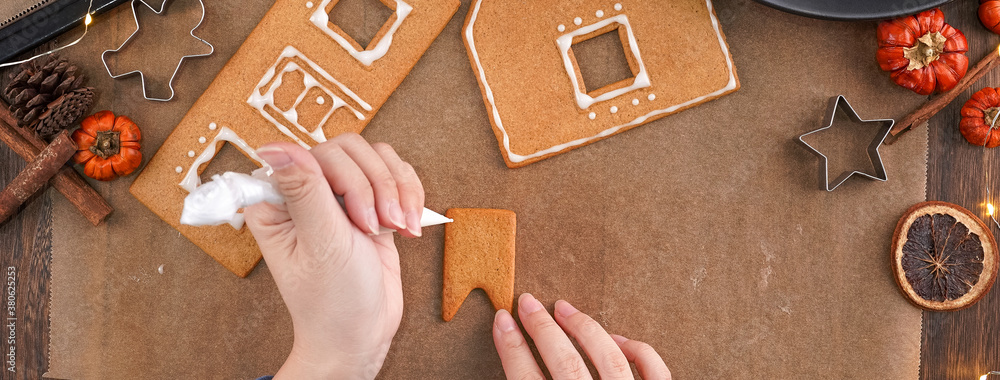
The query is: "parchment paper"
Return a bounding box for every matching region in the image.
[48,0,927,378]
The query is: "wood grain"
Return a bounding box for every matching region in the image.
[0,1,998,379]
[922,2,1000,378]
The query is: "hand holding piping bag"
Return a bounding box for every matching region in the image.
[243,133,423,378]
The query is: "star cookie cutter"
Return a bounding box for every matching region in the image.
[798,95,894,191]
[101,0,214,102]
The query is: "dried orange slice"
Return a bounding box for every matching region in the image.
[891,201,999,311]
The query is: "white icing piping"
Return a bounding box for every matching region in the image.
[465,0,737,164]
[309,0,412,66]
[178,126,270,193]
[248,46,372,148]
[557,14,650,110]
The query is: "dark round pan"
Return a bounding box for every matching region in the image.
[753,0,952,21]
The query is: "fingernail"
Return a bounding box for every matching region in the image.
[518,293,543,314]
[554,300,579,318]
[611,334,629,344]
[388,199,406,229]
[256,146,293,169]
[367,207,380,233]
[406,211,422,237]
[494,309,517,332]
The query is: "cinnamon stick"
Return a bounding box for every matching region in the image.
[888,47,1000,142]
[0,131,77,224]
[0,103,112,225]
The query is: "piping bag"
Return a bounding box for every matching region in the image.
[180,168,452,233]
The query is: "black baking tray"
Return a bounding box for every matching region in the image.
[754,0,952,21]
[0,0,127,65]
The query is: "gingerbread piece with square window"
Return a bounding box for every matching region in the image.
[130,0,460,277]
[464,0,740,168]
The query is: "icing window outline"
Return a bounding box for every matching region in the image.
[248,46,373,148]
[557,15,650,110]
[179,126,270,194]
[309,0,413,66]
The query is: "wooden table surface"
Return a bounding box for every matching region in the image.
[1,1,999,379]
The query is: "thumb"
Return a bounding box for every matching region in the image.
[253,143,349,245]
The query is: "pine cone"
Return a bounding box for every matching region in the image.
[3,54,90,138]
[35,87,95,139]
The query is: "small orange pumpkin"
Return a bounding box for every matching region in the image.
[71,110,142,181]
[960,87,1000,148]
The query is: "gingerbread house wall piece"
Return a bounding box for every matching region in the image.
[130,0,461,277]
[464,0,739,168]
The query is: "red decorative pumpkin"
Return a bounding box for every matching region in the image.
[876,8,969,95]
[980,0,1000,34]
[960,87,1000,148]
[71,110,142,181]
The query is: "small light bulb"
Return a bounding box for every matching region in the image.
[989,203,995,216]
[981,374,989,380]
[85,14,92,25]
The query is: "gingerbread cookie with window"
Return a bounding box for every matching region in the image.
[464,0,739,167]
[130,0,460,277]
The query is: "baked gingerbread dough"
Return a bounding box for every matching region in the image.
[130,0,460,277]
[464,0,739,167]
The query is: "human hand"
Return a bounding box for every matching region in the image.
[245,133,424,380]
[494,293,671,380]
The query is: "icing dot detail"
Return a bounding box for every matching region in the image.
[316,96,326,105]
[306,1,313,7]
[574,17,582,25]
[632,98,640,106]
[614,3,622,11]
[596,10,604,17]
[175,166,183,173]
[188,151,195,157]
[557,24,565,32]
[648,94,656,101]
[610,106,618,114]
[209,122,217,130]
[198,136,207,144]
[588,112,596,120]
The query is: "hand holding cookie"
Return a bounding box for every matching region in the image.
[244,133,424,379]
[494,293,671,380]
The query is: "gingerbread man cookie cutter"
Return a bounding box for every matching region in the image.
[798,95,894,191]
[101,0,214,102]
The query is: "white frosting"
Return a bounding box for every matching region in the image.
[187,151,195,157]
[647,93,655,101]
[573,17,582,25]
[588,112,596,120]
[557,24,565,32]
[209,122,217,130]
[610,106,617,113]
[632,98,639,106]
[614,3,622,11]
[465,0,738,163]
[309,0,412,66]
[306,1,313,7]
[557,15,650,109]
[178,126,270,194]
[180,169,454,234]
[175,166,183,173]
[316,96,325,105]
[596,10,604,17]
[198,136,207,143]
[248,46,371,148]
[180,170,282,229]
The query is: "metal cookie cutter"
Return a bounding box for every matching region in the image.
[798,95,894,191]
[101,0,214,101]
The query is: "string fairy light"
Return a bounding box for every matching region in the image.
[980,371,1000,380]
[0,0,95,68]
[984,102,1000,231]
